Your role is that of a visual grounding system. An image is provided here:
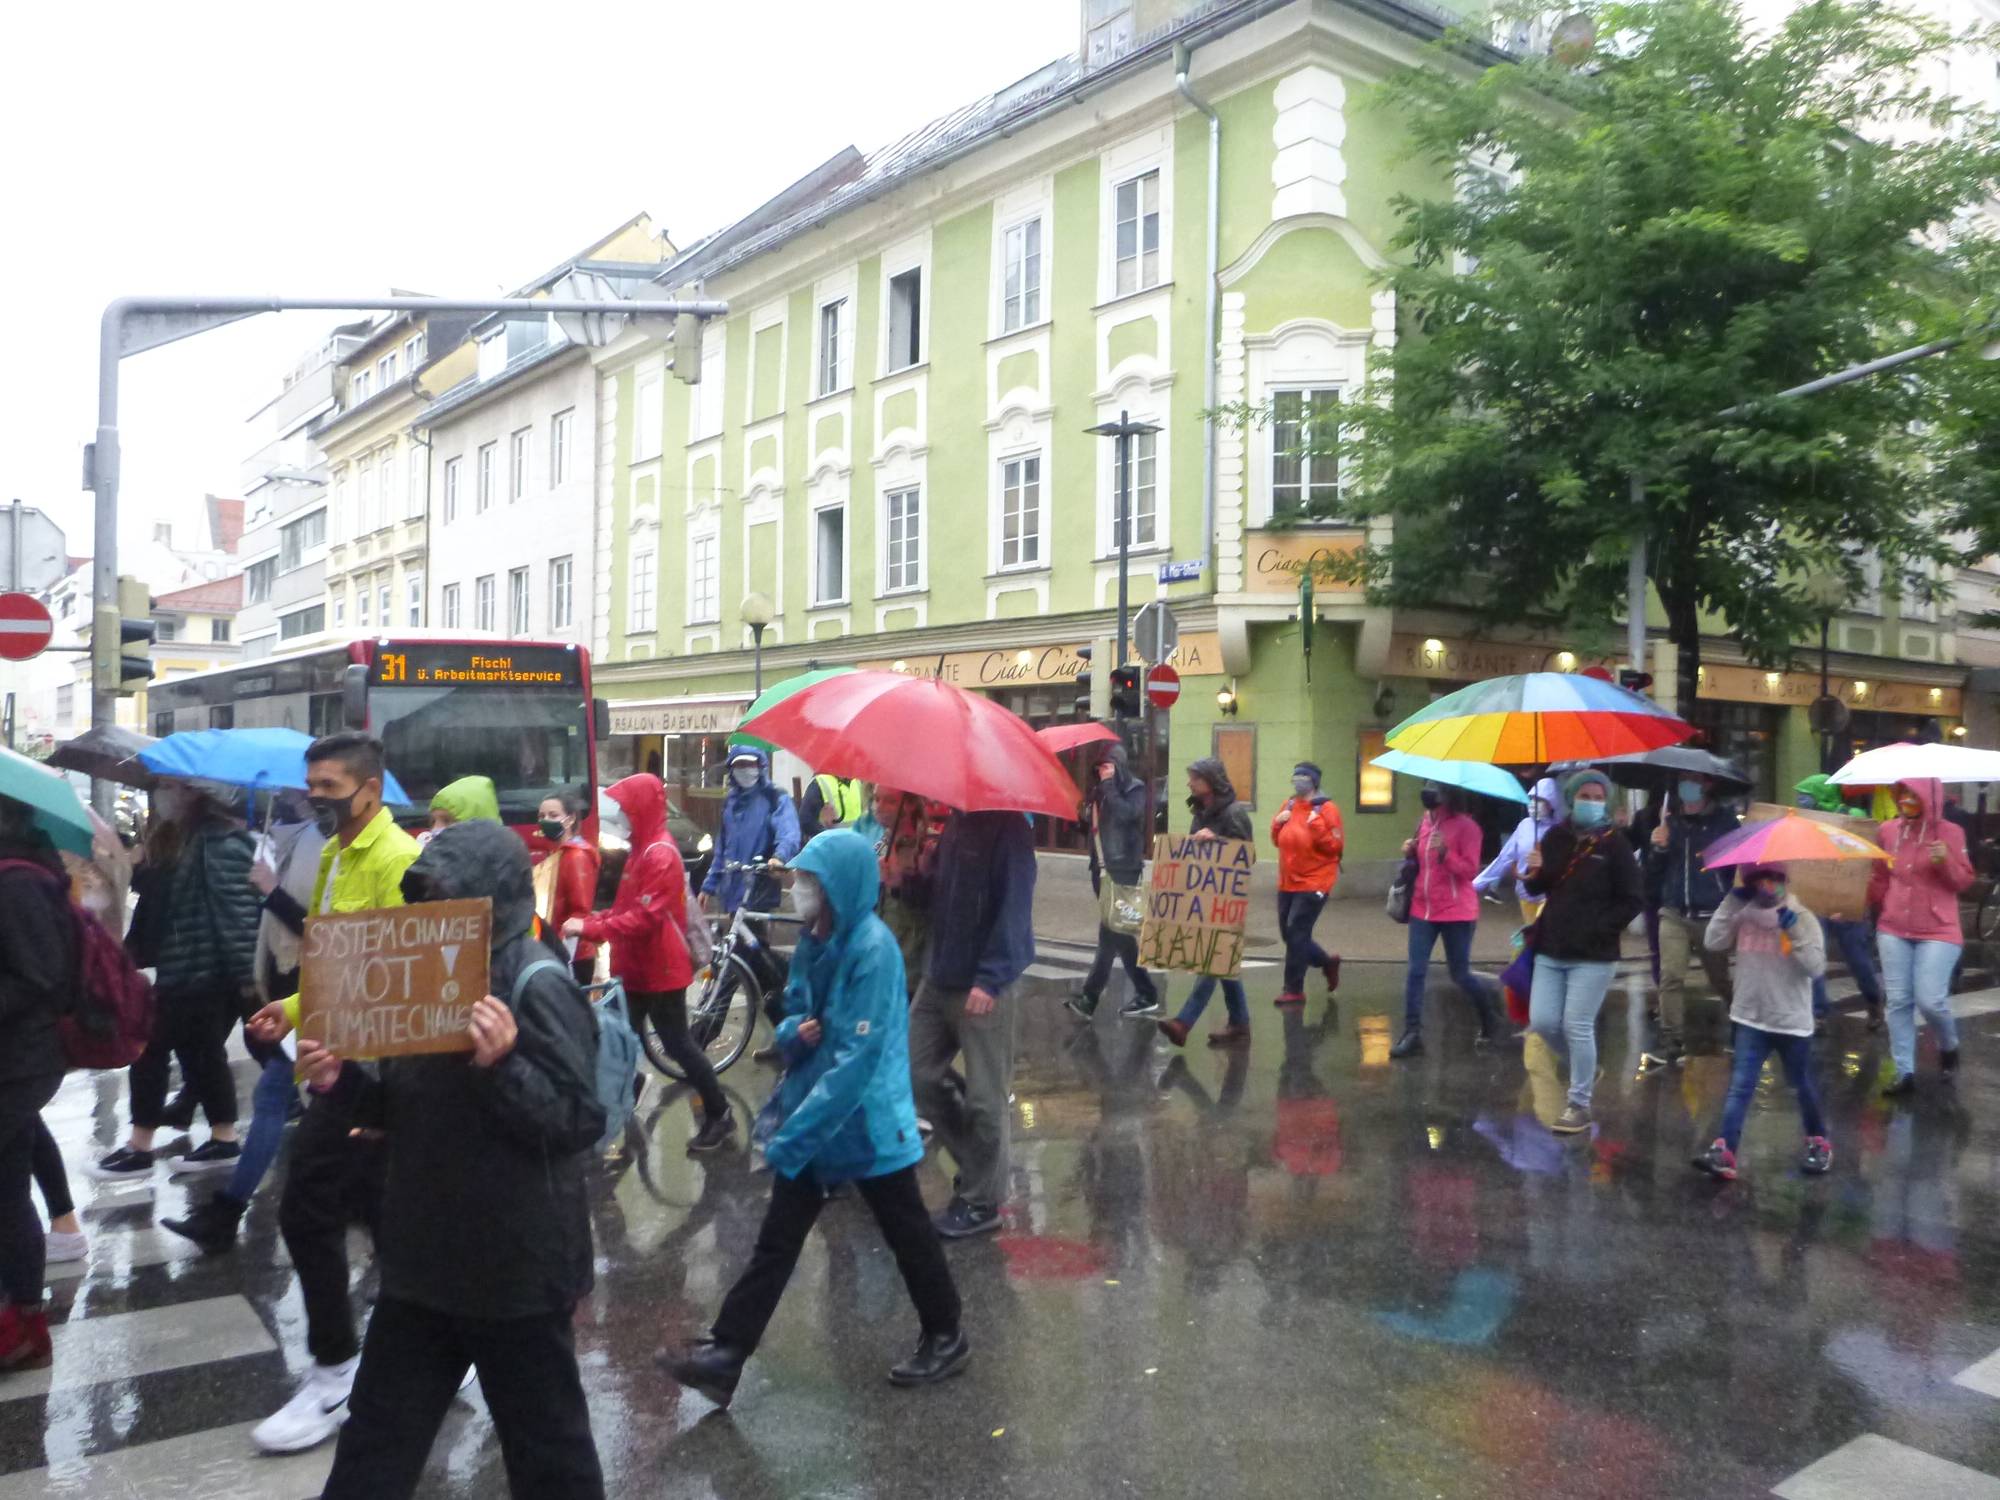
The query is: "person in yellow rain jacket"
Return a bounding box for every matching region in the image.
[425,776,499,840]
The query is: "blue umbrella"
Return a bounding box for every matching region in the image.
[139,728,411,806]
[0,745,96,856]
[1371,749,1529,805]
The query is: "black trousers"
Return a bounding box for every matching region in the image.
[278,1086,384,1366]
[129,987,238,1129]
[322,1295,603,1500]
[1278,890,1334,992]
[629,988,727,1118]
[713,1164,960,1355]
[0,1076,60,1306]
[31,1116,72,1221]
[1082,923,1156,1005]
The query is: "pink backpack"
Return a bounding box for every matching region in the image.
[0,859,155,1070]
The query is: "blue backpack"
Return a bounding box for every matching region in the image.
[511,960,640,1154]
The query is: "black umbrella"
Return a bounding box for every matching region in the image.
[47,725,157,788]
[1556,745,1751,794]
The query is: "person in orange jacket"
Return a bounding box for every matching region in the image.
[1271,762,1343,1005]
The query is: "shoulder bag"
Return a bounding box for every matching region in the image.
[1094,819,1146,936]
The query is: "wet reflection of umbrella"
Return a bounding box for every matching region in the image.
[1388,672,1693,764]
[1371,749,1529,804]
[47,724,156,787]
[0,746,95,856]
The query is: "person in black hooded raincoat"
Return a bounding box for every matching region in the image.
[304,819,608,1500]
[1065,740,1160,1021]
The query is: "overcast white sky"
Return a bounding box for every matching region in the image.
[0,0,1078,565]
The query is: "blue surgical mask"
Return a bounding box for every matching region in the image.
[1678,779,1707,807]
[1572,800,1608,829]
[1796,794,1817,808]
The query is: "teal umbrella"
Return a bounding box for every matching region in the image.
[732,667,856,753]
[1371,749,1530,805]
[0,745,96,856]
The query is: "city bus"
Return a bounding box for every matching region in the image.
[144,630,609,833]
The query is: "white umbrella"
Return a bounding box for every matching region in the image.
[1827,741,2000,786]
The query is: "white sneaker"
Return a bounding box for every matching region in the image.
[44,1230,88,1264]
[253,1357,358,1454]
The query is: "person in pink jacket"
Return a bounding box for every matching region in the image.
[1392,783,1500,1058]
[1867,777,1976,1096]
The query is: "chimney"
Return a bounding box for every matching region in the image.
[153,522,173,546]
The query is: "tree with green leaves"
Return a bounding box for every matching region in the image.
[1285,0,2000,708]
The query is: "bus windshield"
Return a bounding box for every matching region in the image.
[372,684,590,823]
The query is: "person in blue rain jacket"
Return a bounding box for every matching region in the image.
[660,830,966,1409]
[699,746,802,916]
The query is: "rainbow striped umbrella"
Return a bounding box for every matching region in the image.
[1386,672,1693,766]
[1701,809,1890,869]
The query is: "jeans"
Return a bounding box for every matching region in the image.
[629,988,727,1118]
[32,1117,73,1221]
[1657,909,1732,1039]
[1812,917,1884,1017]
[1877,932,1961,1078]
[1716,1025,1825,1152]
[1082,924,1156,1006]
[1527,956,1616,1108]
[1278,891,1333,993]
[1403,918,1494,1031]
[0,1076,62,1306]
[227,1042,298,1202]
[279,1085,385,1366]
[1176,977,1250,1029]
[129,988,239,1130]
[712,1163,961,1355]
[323,1296,603,1500]
[908,980,1017,1212]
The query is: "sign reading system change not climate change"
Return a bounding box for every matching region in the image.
[298,898,492,1060]
[1137,834,1255,979]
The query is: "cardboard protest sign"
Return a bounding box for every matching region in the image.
[1137,834,1256,978]
[1740,802,1880,919]
[298,898,491,1060]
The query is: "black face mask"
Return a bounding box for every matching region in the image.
[1420,787,1444,810]
[309,792,356,839]
[538,818,566,843]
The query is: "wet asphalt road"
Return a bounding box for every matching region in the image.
[6,954,2000,1499]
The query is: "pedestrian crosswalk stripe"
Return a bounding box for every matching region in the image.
[1772,1433,2000,1499]
[45,1228,187,1284]
[1955,1348,2000,1400]
[0,1419,333,1499]
[0,1295,276,1403]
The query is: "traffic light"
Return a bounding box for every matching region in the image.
[1073,644,1096,718]
[1110,664,1143,718]
[671,311,703,386]
[93,575,155,696]
[1618,668,1653,694]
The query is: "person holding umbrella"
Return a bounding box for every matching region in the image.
[1392,782,1501,1058]
[1869,778,1976,1095]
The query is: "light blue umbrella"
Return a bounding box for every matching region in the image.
[139,728,411,805]
[0,745,96,856]
[1371,749,1529,805]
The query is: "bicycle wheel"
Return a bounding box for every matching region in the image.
[642,955,761,1081]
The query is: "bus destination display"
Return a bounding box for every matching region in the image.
[370,644,581,689]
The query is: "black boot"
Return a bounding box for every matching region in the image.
[160,1191,247,1254]
[658,1337,746,1407]
[888,1329,971,1387]
[1390,1029,1424,1059]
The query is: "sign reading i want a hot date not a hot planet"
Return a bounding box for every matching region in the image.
[298,898,492,1060]
[1137,834,1255,979]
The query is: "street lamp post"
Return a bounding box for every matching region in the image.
[740,592,775,699]
[1085,411,1163,697]
[1804,570,1849,773]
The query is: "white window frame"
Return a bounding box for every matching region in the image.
[1106,428,1160,553]
[405,573,423,627]
[1098,134,1173,303]
[687,527,719,625]
[406,447,424,521]
[507,566,531,634]
[351,368,373,404]
[440,582,461,629]
[692,335,725,440]
[885,268,923,373]
[332,597,346,628]
[997,453,1044,572]
[376,575,391,627]
[356,455,376,535]
[1001,216,1043,333]
[442,457,461,523]
[634,372,664,462]
[1246,322,1370,527]
[549,555,574,630]
[378,350,398,386]
[1113,169,1162,297]
[509,427,531,502]
[476,443,496,513]
[1268,386,1344,518]
[809,499,849,607]
[628,549,657,633]
[550,409,573,487]
[883,484,924,594]
[475,574,496,632]
[357,582,372,628]
[404,332,425,369]
[816,297,849,397]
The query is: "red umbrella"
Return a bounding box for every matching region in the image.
[1037,722,1118,756]
[737,670,1083,819]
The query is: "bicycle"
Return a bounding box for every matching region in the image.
[642,861,797,1082]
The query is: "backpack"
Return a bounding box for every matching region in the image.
[0,859,155,1071]
[511,958,639,1154]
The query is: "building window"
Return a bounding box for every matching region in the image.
[634,374,663,462]
[443,457,461,523]
[279,508,326,571]
[509,428,530,503]
[694,337,724,439]
[688,532,718,624]
[477,443,496,513]
[280,604,325,640]
[1271,388,1342,517]
[817,299,846,396]
[209,705,236,730]
[357,586,371,629]
[885,486,921,592]
[406,448,424,520]
[550,409,573,486]
[1113,431,1158,549]
[332,598,345,627]
[210,617,231,643]
[356,456,376,533]
[887,270,922,370]
[352,369,373,404]
[1000,454,1042,569]
[441,583,461,629]
[54,685,73,723]
[154,618,179,643]
[508,567,530,633]
[549,556,574,629]
[404,332,425,369]
[475,575,496,632]
[377,577,391,626]
[812,504,847,605]
[245,557,276,603]
[1114,169,1161,296]
[378,350,398,386]
[1002,218,1042,331]
[628,550,656,632]
[406,574,423,626]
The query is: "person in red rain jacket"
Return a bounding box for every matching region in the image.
[1270,761,1344,1005]
[564,774,731,1154]
[536,789,601,986]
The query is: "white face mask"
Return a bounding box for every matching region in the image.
[731,764,761,790]
[792,871,824,925]
[596,790,630,842]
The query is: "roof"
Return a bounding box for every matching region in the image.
[207,497,244,555]
[417,338,584,429]
[153,574,243,614]
[465,212,667,337]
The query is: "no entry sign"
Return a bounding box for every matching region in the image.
[1145,663,1181,710]
[0,592,53,662]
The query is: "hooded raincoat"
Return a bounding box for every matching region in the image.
[1186,756,1253,841]
[1868,777,1977,944]
[1794,774,1859,817]
[1086,742,1149,889]
[762,830,925,1184]
[1409,798,1483,925]
[702,748,802,912]
[579,773,691,993]
[429,776,500,826]
[1476,777,1560,901]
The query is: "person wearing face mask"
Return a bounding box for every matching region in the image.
[567,774,731,1153]
[1392,782,1500,1058]
[1642,771,1739,1068]
[1270,762,1343,1006]
[700,747,802,920]
[1066,742,1160,1022]
[1867,778,1976,1096]
[534,789,600,987]
[423,776,499,844]
[1792,774,1885,1031]
[661,831,966,1408]
[1476,777,1562,925]
[1521,771,1644,1133]
[1693,864,1831,1180]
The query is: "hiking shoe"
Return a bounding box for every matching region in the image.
[169,1140,242,1176]
[1551,1104,1592,1135]
[1206,1024,1251,1048]
[688,1109,734,1155]
[1064,993,1099,1022]
[1323,956,1342,994]
[83,1146,154,1182]
[1940,1048,1960,1083]
[1120,995,1161,1020]
[1883,1072,1917,1099]
[253,1357,357,1453]
[1693,1139,1739,1180]
[889,1329,970,1387]
[1274,991,1307,1006]
[932,1198,1001,1239]
[1802,1136,1833,1175]
[1156,1018,1190,1048]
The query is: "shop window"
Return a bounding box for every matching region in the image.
[1356,728,1396,811]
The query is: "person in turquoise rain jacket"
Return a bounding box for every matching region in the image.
[660,830,966,1409]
